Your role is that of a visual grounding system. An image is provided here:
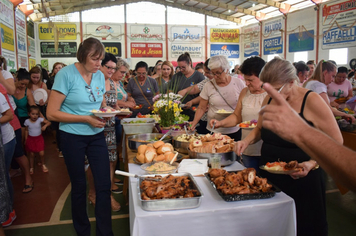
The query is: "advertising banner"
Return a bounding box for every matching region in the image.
[17,33,27,54]
[130,25,163,41]
[15,9,26,35]
[29,58,36,69]
[322,24,356,49]
[243,24,260,43]
[322,0,356,26]
[210,44,239,58]
[0,23,14,51]
[28,37,36,57]
[18,54,28,68]
[102,42,122,57]
[210,28,239,43]
[2,50,16,70]
[263,36,283,55]
[244,42,260,57]
[40,42,77,57]
[171,26,202,41]
[38,23,77,40]
[85,23,122,40]
[171,43,202,58]
[0,0,14,27]
[289,30,314,52]
[263,18,284,38]
[131,43,163,57]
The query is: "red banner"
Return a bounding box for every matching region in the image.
[323,0,356,17]
[131,43,163,57]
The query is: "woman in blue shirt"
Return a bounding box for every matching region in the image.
[47,38,113,236]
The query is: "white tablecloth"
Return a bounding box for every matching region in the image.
[128,162,296,236]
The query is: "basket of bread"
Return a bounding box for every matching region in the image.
[188,133,236,166]
[135,140,182,164]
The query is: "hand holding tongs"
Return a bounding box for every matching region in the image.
[115,170,161,181]
[210,121,216,134]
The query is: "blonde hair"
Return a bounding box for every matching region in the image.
[157,61,174,86]
[304,60,336,86]
[260,57,298,84]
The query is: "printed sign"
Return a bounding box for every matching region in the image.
[263,36,283,55]
[171,43,203,58]
[2,50,16,70]
[210,44,239,58]
[17,33,27,54]
[244,42,260,57]
[0,23,14,51]
[210,28,239,43]
[0,0,14,27]
[102,42,122,57]
[38,23,77,40]
[18,54,28,68]
[322,0,356,25]
[130,25,163,41]
[15,9,26,34]
[243,24,260,43]
[40,42,77,57]
[28,37,36,57]
[41,59,48,70]
[131,43,163,57]
[322,24,356,49]
[29,58,36,69]
[85,24,122,40]
[289,30,314,52]
[263,18,284,38]
[171,26,202,41]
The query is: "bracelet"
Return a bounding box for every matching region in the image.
[311,160,319,170]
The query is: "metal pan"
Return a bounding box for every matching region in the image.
[128,133,172,152]
[188,149,236,166]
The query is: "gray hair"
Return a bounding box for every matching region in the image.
[116,57,130,70]
[260,57,298,84]
[208,55,231,71]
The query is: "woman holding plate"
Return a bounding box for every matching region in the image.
[28,66,48,117]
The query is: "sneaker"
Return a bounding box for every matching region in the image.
[58,151,63,158]
[111,188,123,194]
[2,209,16,227]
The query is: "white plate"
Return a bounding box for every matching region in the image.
[216,111,233,115]
[239,126,256,129]
[92,110,121,117]
[259,165,299,175]
[118,111,133,116]
[33,88,48,105]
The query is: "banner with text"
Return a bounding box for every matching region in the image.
[0,0,14,28]
[263,36,283,55]
[171,43,203,58]
[322,24,356,49]
[40,42,77,57]
[29,58,36,69]
[38,23,77,40]
[243,24,260,43]
[18,54,28,68]
[129,25,163,41]
[263,18,284,38]
[210,28,239,43]
[131,43,163,57]
[2,50,16,70]
[85,23,122,40]
[15,9,26,35]
[102,42,122,57]
[289,30,314,52]
[170,26,203,42]
[322,0,356,26]
[244,42,260,57]
[1,23,14,51]
[28,37,36,57]
[210,44,239,58]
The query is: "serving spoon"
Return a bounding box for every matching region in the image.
[115,170,161,181]
[159,129,172,141]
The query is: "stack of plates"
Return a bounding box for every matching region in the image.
[178,159,208,176]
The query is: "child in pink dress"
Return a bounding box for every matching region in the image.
[24,106,51,173]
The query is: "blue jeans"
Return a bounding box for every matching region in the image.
[4,138,16,208]
[241,154,261,173]
[60,131,113,236]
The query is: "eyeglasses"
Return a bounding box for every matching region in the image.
[212,70,225,77]
[104,65,117,72]
[277,83,287,93]
[119,71,127,75]
[85,85,96,102]
[137,73,147,77]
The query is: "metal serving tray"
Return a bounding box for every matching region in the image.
[205,171,279,202]
[138,172,203,211]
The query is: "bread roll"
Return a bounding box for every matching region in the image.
[157,143,174,154]
[154,154,165,162]
[145,146,157,163]
[137,145,148,154]
[164,152,175,162]
[147,143,154,148]
[153,140,165,149]
[136,153,145,163]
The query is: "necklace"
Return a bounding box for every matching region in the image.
[139,79,146,86]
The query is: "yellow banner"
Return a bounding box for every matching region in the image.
[0,24,15,51]
[29,58,36,70]
[210,28,240,43]
[38,23,77,40]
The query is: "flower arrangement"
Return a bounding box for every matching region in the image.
[152,93,184,128]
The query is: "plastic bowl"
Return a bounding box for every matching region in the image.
[141,161,179,174]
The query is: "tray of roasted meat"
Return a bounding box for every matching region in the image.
[205,168,279,202]
[138,173,203,211]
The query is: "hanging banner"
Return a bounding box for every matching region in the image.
[289,30,315,52]
[38,23,77,40]
[29,58,36,69]
[244,42,260,57]
[15,9,26,34]
[0,23,15,51]
[322,0,356,26]
[210,44,239,58]
[102,42,122,57]
[322,24,356,49]
[243,24,260,43]
[171,26,202,41]
[129,25,163,41]
[171,43,202,58]
[2,50,16,70]
[17,33,27,54]
[263,18,284,38]
[131,43,163,57]
[210,28,239,43]
[0,0,14,27]
[85,23,122,40]
[40,42,77,57]
[18,54,28,68]
[263,36,283,55]
[28,37,36,57]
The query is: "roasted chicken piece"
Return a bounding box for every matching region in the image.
[284,160,298,171]
[208,168,227,178]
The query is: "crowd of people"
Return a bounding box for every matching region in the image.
[0,37,356,236]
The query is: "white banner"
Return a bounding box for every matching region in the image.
[84,23,122,40]
[28,37,36,57]
[171,43,203,58]
[170,26,203,42]
[18,54,28,68]
[243,24,260,43]
[129,24,164,41]
[15,9,26,34]
[2,49,16,71]
[263,17,284,38]
[0,0,14,27]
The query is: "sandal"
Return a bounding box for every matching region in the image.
[23,184,34,193]
[29,168,34,175]
[42,165,49,173]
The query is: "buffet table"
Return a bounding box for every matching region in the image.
[128,162,297,236]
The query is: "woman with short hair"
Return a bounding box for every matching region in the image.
[327,66,353,109]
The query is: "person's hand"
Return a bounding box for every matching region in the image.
[185,101,192,109]
[346,113,356,122]
[125,101,136,109]
[188,121,197,131]
[178,90,186,97]
[87,116,106,128]
[39,99,45,106]
[259,83,308,143]
[330,101,339,109]
[210,119,221,128]
[233,140,248,156]
[41,126,47,131]
[289,161,315,179]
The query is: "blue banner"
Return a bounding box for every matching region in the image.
[263,36,283,55]
[322,25,356,49]
[289,30,314,52]
[244,42,259,57]
[210,44,239,58]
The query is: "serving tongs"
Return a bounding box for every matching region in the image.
[159,129,172,141]
[115,170,162,181]
[210,121,216,134]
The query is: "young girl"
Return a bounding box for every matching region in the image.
[28,66,48,117]
[24,106,50,173]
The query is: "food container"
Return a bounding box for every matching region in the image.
[128,133,172,152]
[205,171,278,202]
[138,172,203,211]
[121,118,155,135]
[172,138,190,154]
[140,161,179,174]
[187,149,236,166]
